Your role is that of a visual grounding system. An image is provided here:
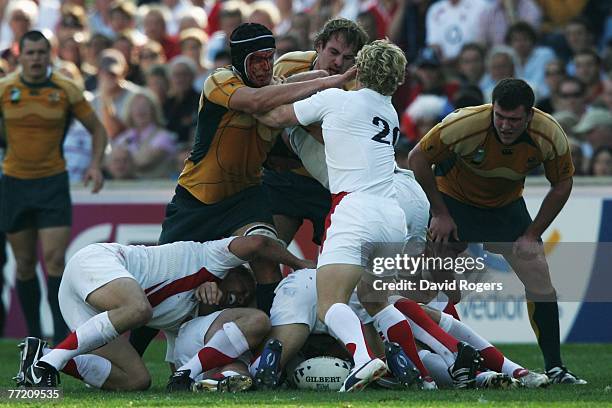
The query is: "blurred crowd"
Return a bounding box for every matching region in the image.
[0,0,610,179]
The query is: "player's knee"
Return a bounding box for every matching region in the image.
[130,301,153,326]
[15,256,37,279]
[247,309,271,339]
[128,372,151,391]
[43,250,65,276]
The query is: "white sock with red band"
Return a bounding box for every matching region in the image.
[179,322,249,380]
[43,347,112,388]
[40,311,119,371]
[325,303,373,367]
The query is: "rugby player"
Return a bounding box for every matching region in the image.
[16,235,311,389]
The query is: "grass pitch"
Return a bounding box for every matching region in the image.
[0,340,610,407]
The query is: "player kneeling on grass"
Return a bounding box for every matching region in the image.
[15,236,313,390]
[168,271,267,392]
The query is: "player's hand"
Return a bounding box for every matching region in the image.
[296,259,317,270]
[83,166,104,193]
[429,213,458,243]
[513,234,541,260]
[328,66,357,88]
[196,281,224,305]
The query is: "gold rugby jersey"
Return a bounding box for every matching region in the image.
[418,104,574,208]
[0,71,94,179]
[178,67,280,204]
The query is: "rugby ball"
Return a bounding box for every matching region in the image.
[292,357,352,391]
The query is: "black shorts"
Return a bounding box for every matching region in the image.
[0,172,71,233]
[442,193,532,243]
[263,169,331,245]
[159,184,273,244]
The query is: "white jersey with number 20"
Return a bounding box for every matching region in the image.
[293,87,398,198]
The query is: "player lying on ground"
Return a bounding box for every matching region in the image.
[15,236,313,390]
[166,272,267,392]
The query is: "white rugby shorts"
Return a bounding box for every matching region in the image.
[318,192,407,268]
[59,244,135,330]
[269,269,327,334]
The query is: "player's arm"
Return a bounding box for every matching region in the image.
[229,68,355,114]
[78,111,108,193]
[229,236,315,271]
[282,69,329,83]
[527,177,572,239]
[408,144,458,242]
[255,104,299,128]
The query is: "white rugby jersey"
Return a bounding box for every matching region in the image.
[293,88,397,197]
[98,237,244,331]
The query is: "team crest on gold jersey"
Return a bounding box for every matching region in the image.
[48,91,60,103]
[471,147,485,164]
[9,87,20,103]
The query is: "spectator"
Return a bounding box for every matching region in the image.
[57,33,86,72]
[400,47,460,113]
[56,4,88,43]
[109,0,138,39]
[206,0,247,63]
[104,145,137,179]
[456,42,486,86]
[561,17,594,65]
[179,28,209,91]
[92,48,143,139]
[478,0,542,47]
[211,48,231,69]
[275,0,293,35]
[113,32,146,86]
[572,108,612,158]
[425,0,489,62]
[506,21,556,100]
[114,90,177,178]
[289,11,311,51]
[0,0,38,52]
[588,146,612,176]
[387,0,432,63]
[536,59,566,113]
[453,84,485,108]
[480,45,519,101]
[59,64,95,184]
[89,0,114,38]
[275,33,300,58]
[140,4,181,60]
[401,94,448,142]
[595,75,612,111]
[82,33,113,90]
[248,1,280,33]
[145,63,171,107]
[573,49,604,104]
[536,0,588,37]
[137,40,167,74]
[161,0,195,36]
[556,76,588,118]
[164,55,199,143]
[356,10,379,43]
[177,6,208,33]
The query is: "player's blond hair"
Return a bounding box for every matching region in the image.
[356,40,406,96]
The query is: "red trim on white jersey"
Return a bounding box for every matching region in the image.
[146,267,221,307]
